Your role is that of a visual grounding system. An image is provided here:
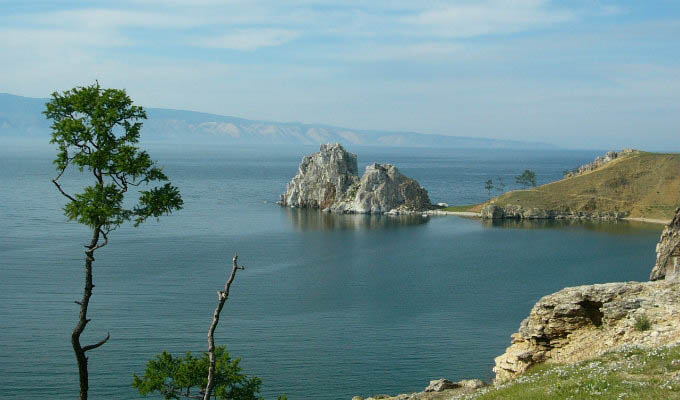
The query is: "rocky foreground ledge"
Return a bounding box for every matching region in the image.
[493,280,680,383]
[280,143,431,214]
[354,208,680,399]
[351,378,486,400]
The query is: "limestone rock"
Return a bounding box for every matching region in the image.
[281,144,431,213]
[564,149,639,178]
[458,379,484,389]
[334,163,431,214]
[493,280,680,383]
[355,378,487,400]
[424,378,460,392]
[280,143,359,209]
[650,208,680,281]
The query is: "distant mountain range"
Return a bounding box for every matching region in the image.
[0,93,550,149]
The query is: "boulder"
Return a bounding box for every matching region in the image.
[458,379,485,389]
[650,208,680,281]
[423,379,460,392]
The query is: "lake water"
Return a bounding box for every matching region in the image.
[0,144,663,399]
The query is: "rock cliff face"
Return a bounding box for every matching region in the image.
[280,143,359,209]
[493,281,680,382]
[481,204,627,220]
[280,144,431,213]
[493,213,680,383]
[650,208,680,281]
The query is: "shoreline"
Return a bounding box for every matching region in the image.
[280,205,672,225]
[427,210,481,217]
[623,217,671,225]
[429,209,671,225]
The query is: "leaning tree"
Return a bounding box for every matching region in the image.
[45,82,183,400]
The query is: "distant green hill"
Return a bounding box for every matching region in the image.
[476,151,680,220]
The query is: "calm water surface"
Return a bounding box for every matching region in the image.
[0,145,662,399]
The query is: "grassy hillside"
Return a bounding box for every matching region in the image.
[486,152,680,220]
[473,344,680,400]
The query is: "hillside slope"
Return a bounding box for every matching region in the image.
[486,152,680,220]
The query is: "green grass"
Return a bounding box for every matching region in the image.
[635,314,652,332]
[473,344,680,399]
[442,204,477,212]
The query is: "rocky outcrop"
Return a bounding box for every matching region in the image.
[651,208,680,281]
[564,149,638,178]
[352,378,486,400]
[333,163,431,214]
[493,280,680,382]
[481,204,627,220]
[280,143,359,209]
[280,144,431,213]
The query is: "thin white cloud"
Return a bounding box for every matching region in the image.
[0,28,130,48]
[28,8,200,29]
[405,0,574,38]
[192,29,299,50]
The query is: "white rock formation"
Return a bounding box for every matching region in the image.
[650,208,680,281]
[280,144,431,213]
[280,143,359,209]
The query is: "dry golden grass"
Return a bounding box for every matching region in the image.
[487,152,680,220]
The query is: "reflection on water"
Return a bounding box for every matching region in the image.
[284,207,430,231]
[482,218,663,235]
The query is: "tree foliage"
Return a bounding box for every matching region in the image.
[45,82,183,232]
[496,176,506,194]
[515,169,537,189]
[484,179,494,199]
[133,346,263,400]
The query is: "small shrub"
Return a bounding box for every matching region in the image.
[634,314,651,332]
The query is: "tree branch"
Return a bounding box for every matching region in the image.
[88,229,109,252]
[52,177,77,202]
[82,332,110,352]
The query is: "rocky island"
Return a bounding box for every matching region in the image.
[280,143,431,214]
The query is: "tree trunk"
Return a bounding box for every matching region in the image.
[72,227,110,400]
[204,254,244,400]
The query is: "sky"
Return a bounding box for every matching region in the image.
[1,0,679,150]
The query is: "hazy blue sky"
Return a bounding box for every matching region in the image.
[2,0,679,149]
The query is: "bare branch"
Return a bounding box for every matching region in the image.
[82,332,110,352]
[52,178,77,202]
[203,253,245,400]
